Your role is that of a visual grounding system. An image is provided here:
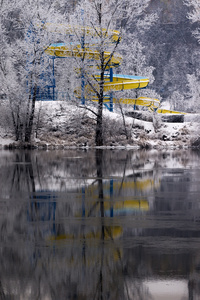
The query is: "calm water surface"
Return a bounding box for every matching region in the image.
[0,149,200,300]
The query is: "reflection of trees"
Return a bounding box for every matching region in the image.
[90,150,150,300]
[0,150,200,298]
[95,149,114,300]
[2,151,36,194]
[0,150,135,299]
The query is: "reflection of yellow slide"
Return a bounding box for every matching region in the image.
[104,199,149,213]
[86,179,157,195]
[75,199,149,218]
[49,226,122,241]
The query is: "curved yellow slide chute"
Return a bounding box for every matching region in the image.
[45,43,123,66]
[156,108,186,115]
[93,96,160,110]
[116,97,160,109]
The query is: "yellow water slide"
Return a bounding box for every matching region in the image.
[44,23,158,107]
[93,95,160,110]
[45,44,151,94]
[45,43,123,66]
[156,108,186,114]
[45,23,184,114]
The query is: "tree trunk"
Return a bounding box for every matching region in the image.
[10,100,22,141]
[25,83,37,142]
[95,99,103,146]
[95,3,104,147]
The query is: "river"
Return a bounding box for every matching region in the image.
[0,149,199,299]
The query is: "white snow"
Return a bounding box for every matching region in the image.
[0,100,199,149]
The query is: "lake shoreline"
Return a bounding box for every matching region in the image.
[0,139,195,150]
[0,101,199,150]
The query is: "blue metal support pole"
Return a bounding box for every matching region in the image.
[110,179,113,217]
[82,187,85,217]
[81,9,85,105]
[110,67,113,112]
[81,74,85,105]
[81,33,85,104]
[52,57,55,101]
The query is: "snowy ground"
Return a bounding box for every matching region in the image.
[0,100,199,149]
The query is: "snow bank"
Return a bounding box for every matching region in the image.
[0,101,199,149]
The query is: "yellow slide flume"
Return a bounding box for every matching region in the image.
[100,74,149,90]
[93,96,160,110]
[156,108,186,114]
[45,43,123,66]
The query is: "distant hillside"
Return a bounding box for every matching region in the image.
[144,0,200,108]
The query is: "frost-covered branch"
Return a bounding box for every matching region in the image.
[184,0,200,42]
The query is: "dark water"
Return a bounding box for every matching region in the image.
[0,149,200,300]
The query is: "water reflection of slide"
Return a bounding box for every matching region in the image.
[79,173,160,216]
[76,180,152,218]
[29,175,158,245]
[1,151,200,299]
[27,171,156,264]
[27,160,160,241]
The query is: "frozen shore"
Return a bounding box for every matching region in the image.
[0,101,199,150]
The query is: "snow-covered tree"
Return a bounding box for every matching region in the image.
[0,0,65,142]
[184,0,200,42]
[186,73,200,112]
[1,0,158,144]
[60,0,155,146]
[168,91,185,112]
[184,0,200,23]
[184,1,200,112]
[118,7,159,101]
